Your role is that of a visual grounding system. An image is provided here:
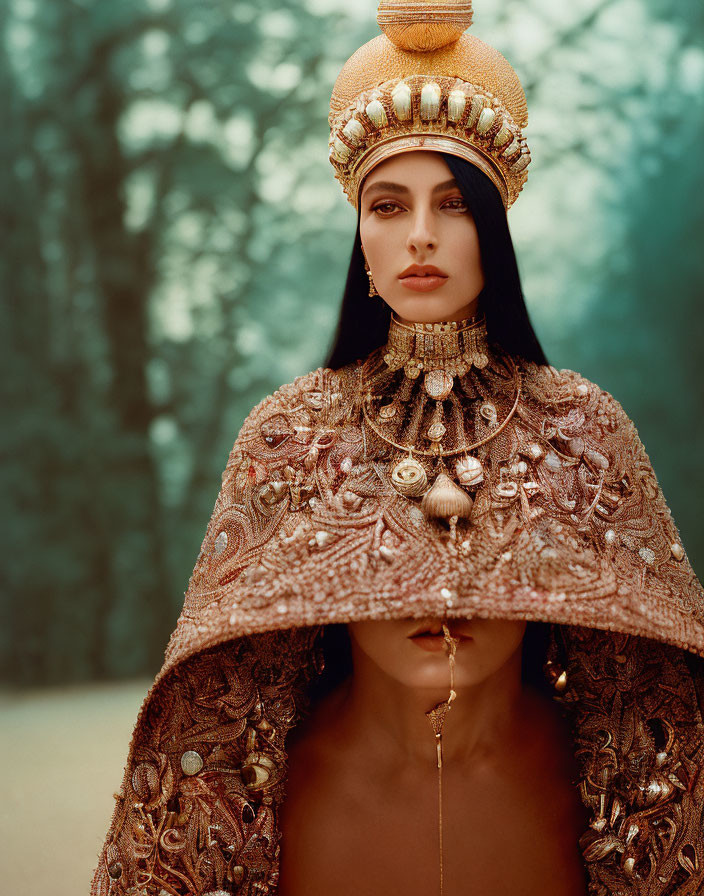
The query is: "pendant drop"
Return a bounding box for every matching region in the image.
[424,369,454,401]
[455,455,484,488]
[421,473,474,521]
[391,454,428,497]
[426,399,447,449]
[480,402,498,426]
[424,623,459,896]
[378,401,399,421]
[427,421,447,442]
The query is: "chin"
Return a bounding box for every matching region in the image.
[399,672,458,692]
[387,294,476,323]
[396,654,469,689]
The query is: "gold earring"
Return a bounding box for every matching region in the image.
[363,252,378,297]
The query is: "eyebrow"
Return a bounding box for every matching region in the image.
[363,178,459,199]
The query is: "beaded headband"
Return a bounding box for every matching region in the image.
[328,1,531,210]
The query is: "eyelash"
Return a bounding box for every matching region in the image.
[371,199,468,215]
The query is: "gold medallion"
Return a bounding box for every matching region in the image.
[390,455,428,497]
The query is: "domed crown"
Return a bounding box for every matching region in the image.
[328,1,531,210]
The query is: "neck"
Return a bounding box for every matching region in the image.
[333,639,528,770]
[395,295,482,326]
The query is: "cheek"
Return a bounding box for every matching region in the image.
[448,219,481,261]
[359,216,387,263]
[348,620,407,665]
[454,622,526,683]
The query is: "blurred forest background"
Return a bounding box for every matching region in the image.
[2,0,704,688]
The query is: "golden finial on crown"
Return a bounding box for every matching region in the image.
[377,1,474,52]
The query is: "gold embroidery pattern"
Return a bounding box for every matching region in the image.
[549,627,704,894]
[94,629,322,895]
[93,345,704,895]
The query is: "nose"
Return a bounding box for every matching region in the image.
[406,202,437,255]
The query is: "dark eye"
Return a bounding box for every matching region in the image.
[443,198,467,211]
[372,202,399,215]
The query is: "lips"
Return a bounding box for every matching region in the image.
[409,623,444,638]
[398,264,448,279]
[398,264,448,293]
[408,621,470,640]
[409,627,471,653]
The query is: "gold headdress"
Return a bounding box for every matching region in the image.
[329,0,531,209]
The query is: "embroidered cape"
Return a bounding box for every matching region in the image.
[92,342,704,896]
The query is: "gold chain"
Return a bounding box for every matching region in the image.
[425,624,460,896]
[360,355,522,459]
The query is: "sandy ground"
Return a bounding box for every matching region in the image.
[0,681,150,894]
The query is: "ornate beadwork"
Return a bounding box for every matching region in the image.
[93,346,704,896]
[383,311,490,383]
[549,627,704,894]
[93,630,322,896]
[330,73,527,209]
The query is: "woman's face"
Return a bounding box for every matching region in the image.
[359,151,485,324]
[347,616,527,691]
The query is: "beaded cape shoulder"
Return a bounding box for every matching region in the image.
[92,352,704,896]
[167,353,704,671]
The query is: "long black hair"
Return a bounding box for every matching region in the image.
[324,151,549,369]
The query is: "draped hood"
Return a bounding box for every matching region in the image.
[92,339,704,896]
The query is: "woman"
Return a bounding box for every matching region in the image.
[93,3,704,895]
[278,150,590,895]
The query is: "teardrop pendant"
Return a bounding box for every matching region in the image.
[426,400,446,446]
[421,473,474,521]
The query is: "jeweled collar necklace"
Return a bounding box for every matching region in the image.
[359,310,522,527]
[382,310,491,391]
